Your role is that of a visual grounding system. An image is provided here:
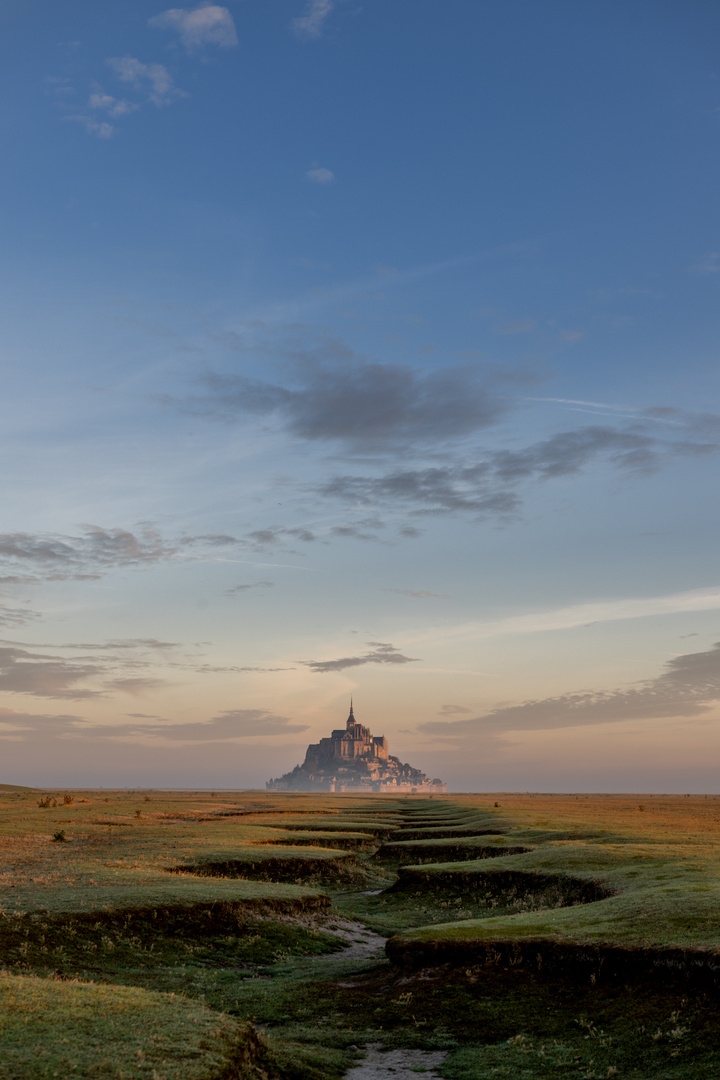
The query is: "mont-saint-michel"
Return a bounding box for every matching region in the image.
[266,702,446,793]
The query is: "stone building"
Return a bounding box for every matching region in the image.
[266,701,446,793]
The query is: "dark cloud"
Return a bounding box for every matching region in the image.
[419,641,720,739]
[318,426,718,517]
[438,704,473,715]
[331,525,382,542]
[167,347,518,451]
[245,527,316,550]
[300,640,419,673]
[320,468,519,516]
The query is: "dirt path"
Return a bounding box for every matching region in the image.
[344,1043,448,1079]
[320,916,388,962]
[267,909,448,1077]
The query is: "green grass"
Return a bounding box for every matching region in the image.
[6,789,720,1079]
[0,972,263,1080]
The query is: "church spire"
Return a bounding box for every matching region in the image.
[347,697,355,727]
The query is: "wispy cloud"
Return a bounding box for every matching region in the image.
[64,115,116,138]
[105,677,169,696]
[224,581,274,596]
[300,640,419,673]
[386,589,451,599]
[318,425,717,516]
[0,605,41,629]
[149,5,238,51]
[60,54,186,137]
[331,520,385,542]
[419,641,720,739]
[0,525,177,583]
[88,91,139,117]
[0,647,103,700]
[445,585,720,642]
[306,166,335,184]
[106,57,184,107]
[0,707,88,740]
[494,319,535,335]
[244,527,316,551]
[690,252,720,276]
[291,0,335,40]
[0,707,307,743]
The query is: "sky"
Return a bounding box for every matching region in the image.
[1,0,720,792]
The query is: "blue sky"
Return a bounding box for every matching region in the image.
[1,0,720,791]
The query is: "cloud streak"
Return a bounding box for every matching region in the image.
[0,526,177,582]
[0,707,307,743]
[300,641,419,673]
[318,425,717,516]
[0,647,103,700]
[419,640,720,739]
[436,585,720,644]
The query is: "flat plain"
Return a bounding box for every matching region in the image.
[2,785,720,1079]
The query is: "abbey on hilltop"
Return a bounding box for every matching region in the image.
[266,701,446,793]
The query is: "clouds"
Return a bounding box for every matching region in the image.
[147,708,309,740]
[0,526,176,583]
[0,647,102,700]
[300,641,419,673]
[105,57,183,108]
[318,425,718,517]
[149,5,238,51]
[291,0,335,41]
[0,634,300,702]
[57,5,237,138]
[306,167,335,184]
[181,358,513,452]
[0,707,306,743]
[224,581,274,596]
[61,57,185,137]
[690,252,720,276]
[0,605,40,629]
[419,641,720,740]
[0,708,87,741]
[245,527,316,549]
[463,585,720,641]
[66,116,116,139]
[163,325,719,534]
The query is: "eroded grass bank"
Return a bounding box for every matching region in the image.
[3,789,720,1078]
